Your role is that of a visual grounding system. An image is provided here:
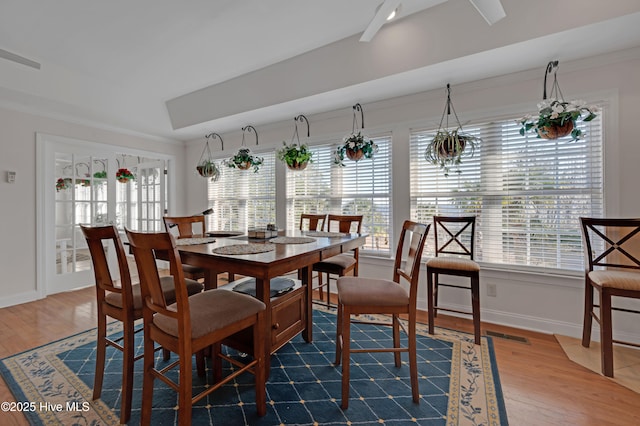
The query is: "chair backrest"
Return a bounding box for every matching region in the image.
[125,229,189,327]
[393,220,430,302]
[163,215,206,238]
[327,214,363,234]
[81,224,135,312]
[299,214,326,231]
[433,216,476,260]
[580,217,640,273]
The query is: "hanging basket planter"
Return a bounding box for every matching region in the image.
[537,120,574,139]
[116,168,135,183]
[346,147,365,161]
[197,133,223,181]
[424,84,480,177]
[334,104,378,167]
[518,61,598,142]
[277,115,313,171]
[224,125,263,173]
[56,178,72,192]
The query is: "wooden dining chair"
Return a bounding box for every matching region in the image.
[580,217,640,377]
[163,215,208,281]
[299,213,326,232]
[334,220,429,409]
[126,229,267,425]
[426,216,481,344]
[312,214,363,307]
[81,224,203,424]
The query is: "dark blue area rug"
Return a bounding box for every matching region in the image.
[0,308,508,425]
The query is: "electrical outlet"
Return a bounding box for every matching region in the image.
[487,283,497,297]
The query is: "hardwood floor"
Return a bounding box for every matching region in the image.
[1,286,639,425]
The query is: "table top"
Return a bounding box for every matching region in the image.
[176,231,366,266]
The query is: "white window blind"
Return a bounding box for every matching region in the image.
[207,152,276,232]
[410,108,604,271]
[286,136,392,255]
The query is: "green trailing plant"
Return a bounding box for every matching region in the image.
[518,99,598,141]
[277,141,313,170]
[224,148,263,173]
[518,61,598,142]
[334,132,378,167]
[424,128,479,177]
[196,160,221,181]
[93,171,107,179]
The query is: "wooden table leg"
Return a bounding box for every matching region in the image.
[255,277,272,378]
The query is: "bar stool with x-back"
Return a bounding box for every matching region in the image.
[580,217,640,377]
[426,215,481,345]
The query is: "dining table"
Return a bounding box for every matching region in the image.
[173,230,368,374]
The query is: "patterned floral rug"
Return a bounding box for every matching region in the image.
[0,309,507,425]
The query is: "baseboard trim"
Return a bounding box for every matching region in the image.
[0,290,41,309]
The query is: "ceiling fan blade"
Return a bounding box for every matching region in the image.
[468,0,506,25]
[0,48,41,69]
[360,0,402,42]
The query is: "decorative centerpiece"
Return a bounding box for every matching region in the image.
[277,115,313,170]
[334,103,378,167]
[518,61,598,141]
[224,125,263,173]
[197,133,222,181]
[116,168,135,183]
[425,84,480,176]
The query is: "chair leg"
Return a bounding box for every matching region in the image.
[433,273,439,318]
[178,350,193,426]
[196,350,206,377]
[582,281,595,347]
[120,319,135,423]
[326,274,332,308]
[471,274,481,345]
[212,342,222,383]
[140,328,156,426]
[163,348,171,361]
[253,316,267,417]
[427,269,435,336]
[600,289,614,377]
[341,307,351,409]
[408,313,419,403]
[392,314,401,367]
[317,272,324,301]
[93,312,106,401]
[334,302,343,365]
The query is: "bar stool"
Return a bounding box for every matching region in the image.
[426,215,481,344]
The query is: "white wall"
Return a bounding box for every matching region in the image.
[185,48,640,341]
[0,107,186,307]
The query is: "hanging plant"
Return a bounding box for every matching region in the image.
[56,178,72,192]
[334,103,378,167]
[197,133,222,181]
[116,168,135,183]
[93,159,107,179]
[425,84,480,177]
[518,61,598,141]
[277,115,313,170]
[224,125,263,173]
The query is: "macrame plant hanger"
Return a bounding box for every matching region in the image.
[437,83,463,132]
[543,60,565,102]
[352,103,364,135]
[197,133,223,181]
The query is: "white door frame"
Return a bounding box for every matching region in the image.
[36,133,176,298]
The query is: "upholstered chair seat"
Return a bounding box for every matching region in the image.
[105,276,202,310]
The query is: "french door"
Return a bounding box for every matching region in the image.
[37,134,170,296]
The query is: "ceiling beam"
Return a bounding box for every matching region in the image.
[360,0,402,42]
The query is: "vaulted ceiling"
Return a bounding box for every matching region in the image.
[2,0,640,141]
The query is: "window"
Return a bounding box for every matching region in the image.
[410,108,604,271]
[207,152,276,232]
[286,136,392,255]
